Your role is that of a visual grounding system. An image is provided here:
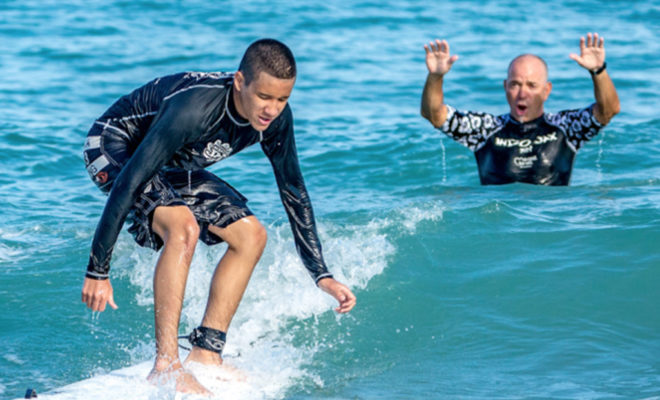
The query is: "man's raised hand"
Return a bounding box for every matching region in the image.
[569,32,606,71]
[424,39,459,77]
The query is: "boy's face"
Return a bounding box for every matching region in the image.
[234,70,295,131]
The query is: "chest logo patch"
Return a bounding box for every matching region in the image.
[494,131,558,148]
[203,139,232,162]
[513,155,538,169]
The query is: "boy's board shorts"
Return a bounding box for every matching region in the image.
[83,123,253,250]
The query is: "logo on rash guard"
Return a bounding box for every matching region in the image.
[513,155,538,168]
[203,139,232,162]
[494,132,558,148]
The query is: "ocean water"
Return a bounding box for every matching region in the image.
[1,0,659,399]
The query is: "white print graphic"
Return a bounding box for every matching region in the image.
[207,337,225,352]
[534,132,558,145]
[203,139,232,162]
[494,132,558,148]
[86,155,109,176]
[495,137,532,148]
[183,71,229,80]
[513,155,538,168]
[494,132,559,148]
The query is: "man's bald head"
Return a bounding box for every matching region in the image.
[508,54,548,82]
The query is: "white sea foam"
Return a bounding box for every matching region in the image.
[396,202,445,233]
[0,243,20,263]
[3,352,25,366]
[0,227,24,240]
[0,228,25,263]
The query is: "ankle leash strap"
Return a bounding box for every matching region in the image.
[178,326,227,356]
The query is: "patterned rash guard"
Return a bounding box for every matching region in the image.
[439,104,603,185]
[85,72,332,283]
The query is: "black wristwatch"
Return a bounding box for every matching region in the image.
[589,62,607,76]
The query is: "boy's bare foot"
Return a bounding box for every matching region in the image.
[185,347,247,382]
[147,357,212,395]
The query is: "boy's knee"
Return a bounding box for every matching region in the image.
[177,219,201,248]
[165,222,199,257]
[250,222,268,251]
[230,218,268,254]
[154,207,200,251]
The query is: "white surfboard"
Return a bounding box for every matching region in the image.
[20,359,262,400]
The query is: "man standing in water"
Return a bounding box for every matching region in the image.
[81,39,356,395]
[421,33,620,185]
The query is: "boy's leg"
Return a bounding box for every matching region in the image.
[185,215,267,366]
[147,205,210,395]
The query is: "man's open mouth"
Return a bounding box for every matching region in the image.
[516,104,528,114]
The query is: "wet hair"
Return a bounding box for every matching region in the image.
[238,38,296,85]
[507,54,548,81]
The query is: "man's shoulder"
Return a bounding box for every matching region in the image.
[446,104,508,120]
[544,104,600,128]
[442,104,508,131]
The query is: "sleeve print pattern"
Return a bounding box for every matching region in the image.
[547,104,603,151]
[440,105,502,152]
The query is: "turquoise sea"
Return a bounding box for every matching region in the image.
[1,1,659,399]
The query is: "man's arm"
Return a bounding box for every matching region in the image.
[421,39,459,128]
[569,32,620,125]
[261,106,355,313]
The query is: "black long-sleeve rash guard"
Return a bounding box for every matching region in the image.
[87,72,332,283]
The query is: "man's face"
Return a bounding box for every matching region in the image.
[504,56,552,123]
[233,70,295,131]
